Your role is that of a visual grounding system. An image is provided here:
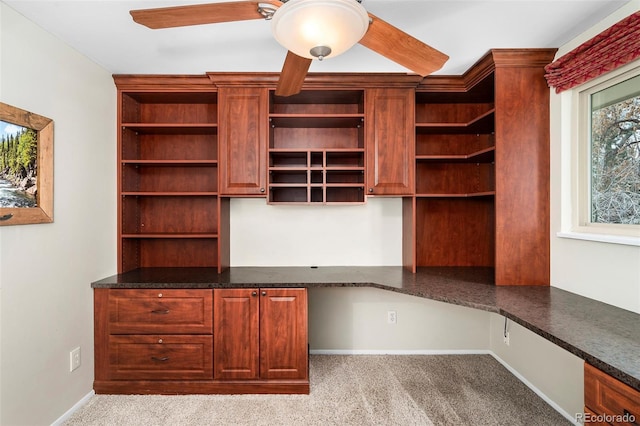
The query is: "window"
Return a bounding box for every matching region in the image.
[573,64,640,241]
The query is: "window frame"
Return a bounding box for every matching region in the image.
[568,61,640,244]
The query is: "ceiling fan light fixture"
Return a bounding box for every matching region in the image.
[271,0,369,60]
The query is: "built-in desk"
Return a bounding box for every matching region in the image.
[92,266,640,392]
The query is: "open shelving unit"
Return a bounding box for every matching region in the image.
[412,73,496,269]
[268,90,365,204]
[117,86,227,272]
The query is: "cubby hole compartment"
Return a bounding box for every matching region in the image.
[415,163,495,196]
[121,237,219,270]
[121,92,218,124]
[326,170,364,184]
[415,198,495,267]
[310,187,324,203]
[270,152,308,168]
[121,164,218,193]
[121,129,218,162]
[270,127,364,150]
[121,196,218,235]
[270,90,364,115]
[326,152,364,168]
[416,134,495,161]
[310,171,323,184]
[269,170,308,184]
[310,152,324,168]
[269,187,308,203]
[326,187,364,203]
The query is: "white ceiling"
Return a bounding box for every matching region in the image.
[3,0,632,76]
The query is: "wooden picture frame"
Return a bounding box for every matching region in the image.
[0,102,53,225]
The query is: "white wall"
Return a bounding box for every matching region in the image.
[230,197,402,266]
[489,314,584,419]
[0,3,116,425]
[309,287,490,352]
[550,1,640,314]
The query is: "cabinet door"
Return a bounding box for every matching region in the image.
[365,88,415,195]
[260,288,308,380]
[218,87,268,195]
[213,288,259,379]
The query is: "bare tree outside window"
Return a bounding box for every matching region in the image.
[590,75,640,225]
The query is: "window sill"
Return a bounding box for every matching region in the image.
[557,231,640,247]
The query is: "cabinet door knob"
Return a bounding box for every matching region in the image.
[369,188,373,193]
[252,291,257,296]
[260,188,265,193]
[261,291,267,296]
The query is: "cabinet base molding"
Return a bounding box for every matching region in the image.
[93,380,309,395]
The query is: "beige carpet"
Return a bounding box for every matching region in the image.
[64,355,572,425]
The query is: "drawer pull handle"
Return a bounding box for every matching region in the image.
[151,356,169,362]
[623,409,638,425]
[151,309,170,315]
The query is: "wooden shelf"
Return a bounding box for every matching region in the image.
[117,85,225,273]
[121,160,218,166]
[121,123,218,134]
[268,89,365,204]
[416,109,495,134]
[416,147,495,163]
[122,233,218,238]
[121,191,218,196]
[416,191,496,198]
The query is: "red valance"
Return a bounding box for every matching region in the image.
[544,11,640,93]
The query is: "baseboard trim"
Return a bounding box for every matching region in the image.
[310,349,579,426]
[50,390,94,426]
[489,353,580,426]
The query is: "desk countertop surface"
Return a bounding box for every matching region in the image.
[92,266,640,392]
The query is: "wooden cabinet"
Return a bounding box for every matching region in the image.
[94,287,309,394]
[268,89,365,203]
[411,74,496,270]
[218,87,268,196]
[115,76,229,273]
[404,49,555,286]
[584,363,640,425]
[95,289,214,384]
[214,288,308,381]
[365,88,415,195]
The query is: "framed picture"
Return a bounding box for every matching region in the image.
[0,102,53,226]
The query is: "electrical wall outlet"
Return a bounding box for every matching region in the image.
[387,310,397,324]
[70,347,81,372]
[503,332,510,346]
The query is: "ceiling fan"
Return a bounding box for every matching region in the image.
[130,0,449,96]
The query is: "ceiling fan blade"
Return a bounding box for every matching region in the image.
[359,13,449,76]
[275,51,313,97]
[130,1,282,29]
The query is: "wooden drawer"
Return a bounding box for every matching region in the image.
[585,363,640,425]
[108,289,213,334]
[109,335,213,380]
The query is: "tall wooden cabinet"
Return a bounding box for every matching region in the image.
[115,76,229,273]
[405,49,554,285]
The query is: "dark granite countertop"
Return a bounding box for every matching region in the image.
[92,266,640,392]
